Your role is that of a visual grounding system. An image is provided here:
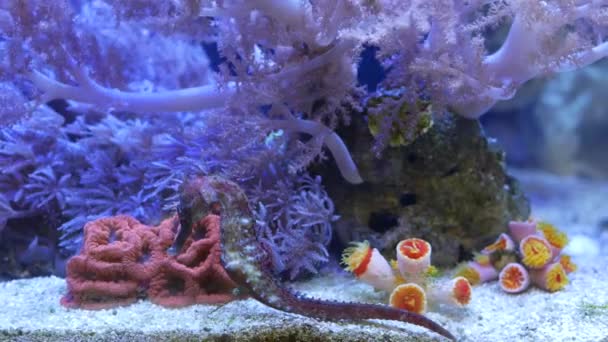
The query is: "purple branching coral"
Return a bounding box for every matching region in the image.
[0,101,339,279]
[2,0,608,278]
[252,173,338,280]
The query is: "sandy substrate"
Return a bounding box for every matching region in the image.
[0,263,607,342]
[1,169,607,342]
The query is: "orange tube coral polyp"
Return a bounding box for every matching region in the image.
[508,220,537,243]
[519,235,552,269]
[396,238,431,278]
[499,262,530,294]
[353,248,373,277]
[473,253,491,266]
[537,222,568,259]
[531,262,569,292]
[455,264,480,285]
[449,277,473,307]
[429,277,472,308]
[342,241,372,276]
[482,233,515,254]
[399,238,430,260]
[360,248,398,292]
[452,277,472,306]
[389,283,427,314]
[559,255,577,274]
[455,261,498,285]
[342,241,396,292]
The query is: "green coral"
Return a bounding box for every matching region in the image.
[367,98,434,147]
[424,265,441,278]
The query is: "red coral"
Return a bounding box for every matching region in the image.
[61,214,237,309]
[148,214,237,307]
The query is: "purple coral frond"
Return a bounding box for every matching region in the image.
[23,166,71,210]
[29,54,233,114]
[250,172,337,280]
[271,118,362,184]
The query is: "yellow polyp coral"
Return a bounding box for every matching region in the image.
[390,259,407,285]
[425,265,440,278]
[473,253,491,266]
[559,254,577,274]
[459,219,575,295]
[341,241,372,276]
[454,264,481,285]
[537,221,568,249]
[544,263,569,292]
[482,233,514,253]
[520,236,552,269]
[367,99,433,148]
[394,274,407,286]
[489,250,518,271]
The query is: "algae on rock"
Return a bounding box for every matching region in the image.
[321,112,530,267]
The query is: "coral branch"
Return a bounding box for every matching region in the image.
[556,42,608,73]
[271,118,363,184]
[28,33,350,116]
[29,66,232,113]
[454,10,608,117]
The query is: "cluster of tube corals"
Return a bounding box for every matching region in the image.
[456,220,577,294]
[342,238,471,315]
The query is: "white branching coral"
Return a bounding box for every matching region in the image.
[3,0,608,184]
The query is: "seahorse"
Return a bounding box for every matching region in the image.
[179,175,455,341]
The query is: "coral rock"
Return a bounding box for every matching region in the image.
[321,112,530,266]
